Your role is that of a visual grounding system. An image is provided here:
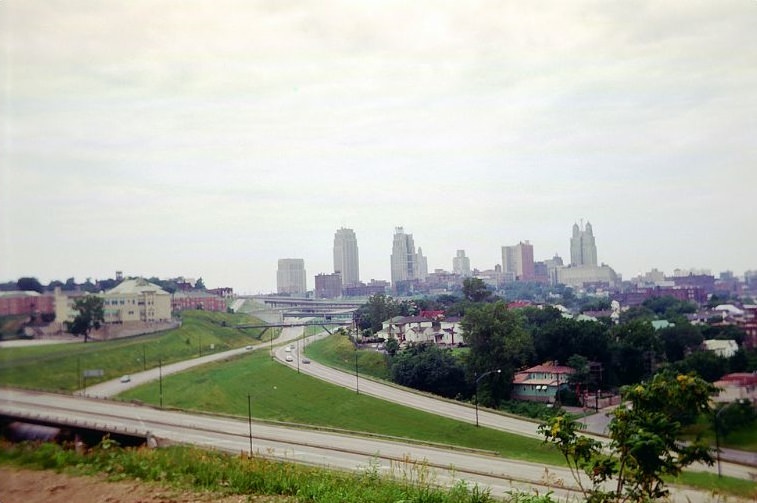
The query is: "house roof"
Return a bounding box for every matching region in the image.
[107,278,169,296]
[518,362,575,375]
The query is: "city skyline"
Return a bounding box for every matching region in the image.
[2,2,756,293]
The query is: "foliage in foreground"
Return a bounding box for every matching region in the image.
[0,439,512,503]
[540,371,717,503]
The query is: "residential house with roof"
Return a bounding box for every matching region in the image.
[512,361,575,403]
[380,315,464,346]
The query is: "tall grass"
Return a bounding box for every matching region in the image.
[0,439,506,503]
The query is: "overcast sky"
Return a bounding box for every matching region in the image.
[2,1,756,294]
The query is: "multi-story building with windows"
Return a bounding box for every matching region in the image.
[315,272,343,299]
[570,221,598,266]
[390,227,418,285]
[277,258,307,295]
[102,278,172,324]
[333,227,360,286]
[501,241,535,281]
[452,250,471,277]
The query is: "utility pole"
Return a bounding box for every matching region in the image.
[247,394,253,456]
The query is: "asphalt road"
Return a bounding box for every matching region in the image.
[1,388,745,503]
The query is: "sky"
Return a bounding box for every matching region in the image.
[2,1,756,294]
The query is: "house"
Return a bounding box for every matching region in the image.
[713,372,757,403]
[380,315,464,346]
[102,278,172,324]
[703,339,739,358]
[511,361,575,403]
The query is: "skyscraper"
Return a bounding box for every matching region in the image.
[276,258,306,295]
[390,227,417,285]
[570,221,598,266]
[501,241,535,281]
[453,250,471,277]
[333,227,359,286]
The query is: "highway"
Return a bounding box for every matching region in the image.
[2,324,755,500]
[0,388,740,503]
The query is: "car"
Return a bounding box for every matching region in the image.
[245,345,253,350]
[120,375,131,383]
[285,355,294,362]
[302,358,310,364]
[285,346,292,352]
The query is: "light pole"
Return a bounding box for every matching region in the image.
[247,393,253,456]
[474,369,501,427]
[355,350,359,395]
[715,399,746,477]
[159,358,163,409]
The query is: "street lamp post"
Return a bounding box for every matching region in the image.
[354,350,359,394]
[474,369,501,427]
[247,393,253,456]
[159,358,163,409]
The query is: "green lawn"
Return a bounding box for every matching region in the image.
[305,333,391,380]
[118,349,562,465]
[0,311,273,391]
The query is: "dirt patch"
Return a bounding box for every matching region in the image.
[0,467,289,503]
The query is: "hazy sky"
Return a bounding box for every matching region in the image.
[2,1,756,294]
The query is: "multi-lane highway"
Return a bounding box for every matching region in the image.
[2,324,755,500]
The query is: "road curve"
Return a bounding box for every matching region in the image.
[1,388,744,503]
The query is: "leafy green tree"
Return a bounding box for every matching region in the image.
[384,337,399,356]
[194,277,206,290]
[390,343,467,398]
[65,295,105,343]
[659,324,703,362]
[540,371,716,502]
[462,277,492,303]
[672,350,728,382]
[461,301,533,404]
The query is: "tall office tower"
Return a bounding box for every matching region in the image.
[501,241,535,281]
[416,247,428,281]
[333,227,360,286]
[570,221,598,266]
[390,227,418,284]
[453,250,471,277]
[277,258,307,295]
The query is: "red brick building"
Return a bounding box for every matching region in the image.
[0,291,55,317]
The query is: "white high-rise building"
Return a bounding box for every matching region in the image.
[453,250,471,277]
[333,227,360,286]
[570,221,598,267]
[390,227,418,285]
[277,258,307,295]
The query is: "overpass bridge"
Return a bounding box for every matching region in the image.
[241,295,362,321]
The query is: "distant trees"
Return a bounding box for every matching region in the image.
[16,277,44,293]
[65,295,104,343]
[461,277,492,303]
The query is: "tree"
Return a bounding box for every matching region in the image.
[194,277,206,290]
[462,277,492,303]
[65,295,105,343]
[390,343,467,398]
[16,277,44,293]
[461,301,533,404]
[540,370,716,502]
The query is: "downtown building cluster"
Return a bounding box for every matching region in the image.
[275,222,757,302]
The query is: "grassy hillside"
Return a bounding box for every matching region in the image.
[0,311,273,391]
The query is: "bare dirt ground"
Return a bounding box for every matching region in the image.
[0,468,290,503]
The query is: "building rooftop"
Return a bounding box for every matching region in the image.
[107,278,169,296]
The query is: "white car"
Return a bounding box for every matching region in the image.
[120,375,131,383]
[285,346,292,352]
[285,355,294,362]
[245,345,253,350]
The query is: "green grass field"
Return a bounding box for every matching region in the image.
[0,311,273,391]
[118,348,562,465]
[305,332,391,380]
